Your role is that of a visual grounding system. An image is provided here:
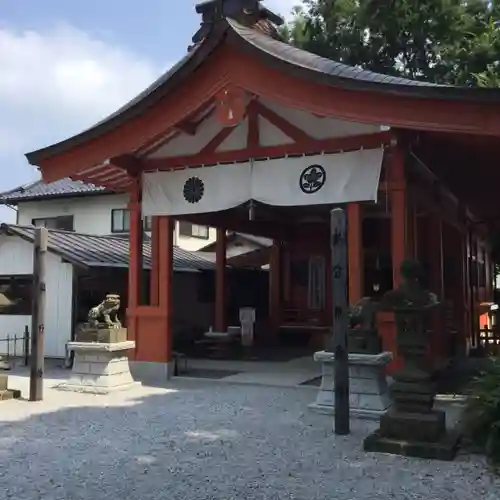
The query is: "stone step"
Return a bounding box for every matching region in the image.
[0,389,21,400]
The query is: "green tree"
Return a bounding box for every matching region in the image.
[283,0,500,86]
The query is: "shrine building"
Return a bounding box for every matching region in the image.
[25,1,500,374]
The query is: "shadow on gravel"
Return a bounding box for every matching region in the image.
[0,382,498,500]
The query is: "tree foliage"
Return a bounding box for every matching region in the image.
[281,0,500,86]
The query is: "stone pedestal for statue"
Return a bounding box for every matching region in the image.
[0,374,20,401]
[363,261,460,461]
[75,326,128,344]
[56,327,139,394]
[309,350,392,419]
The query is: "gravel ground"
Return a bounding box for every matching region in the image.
[0,377,499,500]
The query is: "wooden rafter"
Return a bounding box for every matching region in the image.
[110,154,142,175]
[199,125,239,155]
[138,104,217,158]
[253,100,313,143]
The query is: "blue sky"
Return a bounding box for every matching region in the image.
[0,0,297,222]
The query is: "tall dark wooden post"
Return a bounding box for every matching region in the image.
[30,227,47,401]
[330,208,350,435]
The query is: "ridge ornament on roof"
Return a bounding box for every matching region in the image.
[192,0,283,45]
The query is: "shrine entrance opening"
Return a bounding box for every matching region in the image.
[141,143,387,356]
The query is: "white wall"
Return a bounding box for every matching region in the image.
[17,193,129,235]
[16,193,218,250]
[0,235,73,358]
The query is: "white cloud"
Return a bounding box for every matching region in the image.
[0,24,163,156]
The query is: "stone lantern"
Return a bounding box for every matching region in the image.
[364,260,460,460]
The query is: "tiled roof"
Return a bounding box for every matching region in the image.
[199,232,272,252]
[0,224,216,272]
[0,178,108,204]
[228,19,442,88]
[236,232,272,247]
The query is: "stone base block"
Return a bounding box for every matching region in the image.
[364,429,460,461]
[0,389,21,400]
[380,409,446,442]
[130,361,175,381]
[56,341,140,395]
[309,350,392,420]
[308,402,387,420]
[75,327,128,344]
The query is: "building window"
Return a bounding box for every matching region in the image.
[178,221,209,239]
[32,216,74,231]
[111,209,131,233]
[111,210,152,233]
[0,275,32,315]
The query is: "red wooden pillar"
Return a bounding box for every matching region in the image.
[215,227,227,332]
[379,144,408,372]
[269,241,281,333]
[389,145,407,287]
[428,217,444,299]
[127,177,142,347]
[406,193,418,259]
[149,216,160,306]
[158,216,174,365]
[485,244,493,302]
[428,216,445,362]
[463,228,474,347]
[347,203,363,304]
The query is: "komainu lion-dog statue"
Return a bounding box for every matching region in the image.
[88,294,122,329]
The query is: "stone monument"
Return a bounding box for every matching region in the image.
[363,260,460,460]
[309,296,392,419]
[56,294,139,394]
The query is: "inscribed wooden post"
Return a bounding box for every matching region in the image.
[330,208,350,435]
[30,227,47,401]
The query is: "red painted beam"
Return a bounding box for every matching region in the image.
[247,99,260,148]
[143,131,392,171]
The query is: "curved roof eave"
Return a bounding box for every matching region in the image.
[226,19,500,103]
[26,18,500,167]
[25,22,230,166]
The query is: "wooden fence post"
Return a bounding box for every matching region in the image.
[30,227,47,401]
[24,325,30,367]
[330,208,350,435]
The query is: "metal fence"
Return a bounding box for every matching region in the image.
[0,325,30,367]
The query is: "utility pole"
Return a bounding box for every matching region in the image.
[30,227,47,401]
[330,208,350,435]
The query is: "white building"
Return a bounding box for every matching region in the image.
[0,178,271,359]
[1,177,217,251]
